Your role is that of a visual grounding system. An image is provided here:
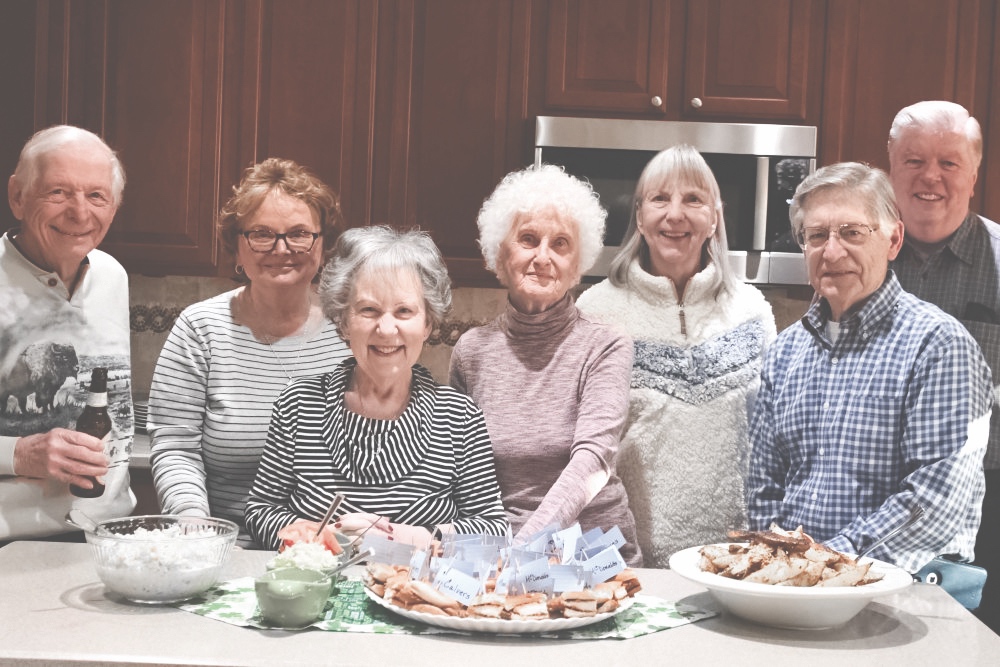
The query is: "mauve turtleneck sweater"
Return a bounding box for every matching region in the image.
[450,293,641,565]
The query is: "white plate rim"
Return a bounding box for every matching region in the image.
[668,543,913,599]
[363,586,634,634]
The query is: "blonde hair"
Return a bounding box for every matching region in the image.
[609,144,737,294]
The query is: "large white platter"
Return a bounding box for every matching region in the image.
[364,586,634,634]
[669,543,913,630]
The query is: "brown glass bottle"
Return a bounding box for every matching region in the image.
[70,367,112,498]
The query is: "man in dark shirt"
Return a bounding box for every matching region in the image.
[888,100,1000,630]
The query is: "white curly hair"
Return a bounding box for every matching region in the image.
[476,164,606,276]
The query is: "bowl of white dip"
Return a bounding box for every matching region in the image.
[85,515,238,604]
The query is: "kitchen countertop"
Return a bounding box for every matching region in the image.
[0,541,998,666]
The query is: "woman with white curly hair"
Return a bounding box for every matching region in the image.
[450,164,641,564]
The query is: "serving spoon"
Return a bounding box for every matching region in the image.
[857,505,925,560]
[64,508,98,532]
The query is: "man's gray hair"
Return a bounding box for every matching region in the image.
[789,162,899,241]
[13,125,126,206]
[319,225,452,338]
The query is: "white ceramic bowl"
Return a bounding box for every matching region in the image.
[668,544,913,630]
[85,515,238,604]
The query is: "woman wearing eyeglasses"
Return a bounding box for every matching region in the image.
[575,144,776,567]
[147,158,351,547]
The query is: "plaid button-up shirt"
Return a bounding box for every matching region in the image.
[747,272,993,572]
[892,213,1000,469]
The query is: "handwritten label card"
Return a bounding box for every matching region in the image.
[580,545,626,584]
[433,565,482,605]
[512,556,555,594]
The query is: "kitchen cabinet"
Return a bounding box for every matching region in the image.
[21,0,376,278]
[681,0,825,122]
[31,0,230,276]
[984,4,1000,220]
[819,0,993,207]
[374,0,531,287]
[0,0,36,234]
[4,0,999,283]
[234,0,377,239]
[539,0,824,123]
[542,0,677,115]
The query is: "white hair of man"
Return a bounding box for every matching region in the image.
[13,125,126,206]
[789,161,900,241]
[888,100,982,169]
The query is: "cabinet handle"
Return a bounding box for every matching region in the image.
[651,95,663,108]
[690,97,703,109]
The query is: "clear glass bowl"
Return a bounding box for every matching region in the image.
[85,515,238,604]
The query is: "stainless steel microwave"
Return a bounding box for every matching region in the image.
[534,116,817,284]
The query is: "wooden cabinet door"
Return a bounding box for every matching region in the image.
[543,0,674,115]
[983,6,1000,222]
[820,0,993,185]
[235,0,376,236]
[682,0,825,122]
[375,0,531,287]
[34,0,230,276]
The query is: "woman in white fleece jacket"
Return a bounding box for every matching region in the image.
[576,145,776,568]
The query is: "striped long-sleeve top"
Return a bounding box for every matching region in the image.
[147,288,351,547]
[244,360,509,550]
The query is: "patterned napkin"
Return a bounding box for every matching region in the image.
[177,578,715,639]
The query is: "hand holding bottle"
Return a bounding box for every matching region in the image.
[12,428,109,487]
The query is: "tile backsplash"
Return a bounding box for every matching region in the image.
[128,275,811,395]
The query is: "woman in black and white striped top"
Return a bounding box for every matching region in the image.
[245,226,508,550]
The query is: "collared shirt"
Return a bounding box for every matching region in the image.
[747,272,993,572]
[892,213,1000,469]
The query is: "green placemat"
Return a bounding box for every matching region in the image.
[177,578,715,639]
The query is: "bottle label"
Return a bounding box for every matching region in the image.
[86,391,108,408]
[95,431,112,484]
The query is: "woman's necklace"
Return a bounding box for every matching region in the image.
[241,288,315,381]
[260,331,309,381]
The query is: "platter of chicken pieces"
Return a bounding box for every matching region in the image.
[668,525,913,629]
[363,562,642,633]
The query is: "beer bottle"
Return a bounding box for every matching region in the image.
[70,367,113,498]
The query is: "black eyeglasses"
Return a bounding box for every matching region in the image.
[240,229,320,253]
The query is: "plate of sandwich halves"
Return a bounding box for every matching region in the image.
[363,565,641,634]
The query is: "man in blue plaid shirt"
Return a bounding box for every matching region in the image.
[888,101,1000,628]
[747,162,993,576]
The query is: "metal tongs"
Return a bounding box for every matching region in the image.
[328,546,376,577]
[857,505,925,560]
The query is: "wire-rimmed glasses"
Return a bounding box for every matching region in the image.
[240,229,320,253]
[796,223,876,249]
